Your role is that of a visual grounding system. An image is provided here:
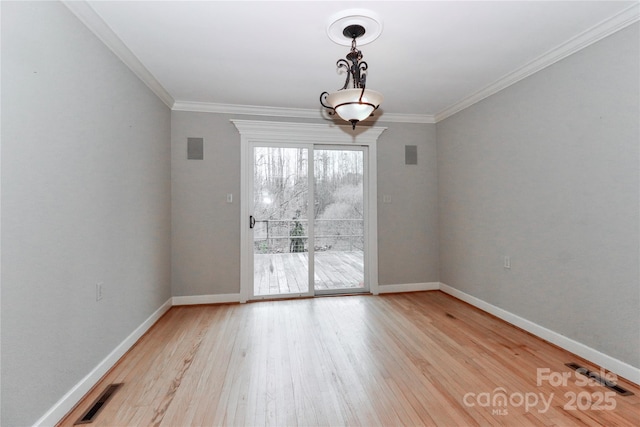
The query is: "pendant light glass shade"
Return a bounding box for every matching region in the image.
[325,88,384,124]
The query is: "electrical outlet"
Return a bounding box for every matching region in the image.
[383,195,391,203]
[504,256,511,269]
[96,282,104,301]
[226,193,233,203]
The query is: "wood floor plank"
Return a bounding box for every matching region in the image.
[58,292,640,426]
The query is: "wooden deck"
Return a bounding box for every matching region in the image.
[254,251,364,296]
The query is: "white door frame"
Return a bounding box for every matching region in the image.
[232,120,387,303]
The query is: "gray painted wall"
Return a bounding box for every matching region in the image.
[437,23,639,367]
[171,112,242,296]
[171,112,439,297]
[2,2,636,424]
[377,123,439,285]
[1,2,172,425]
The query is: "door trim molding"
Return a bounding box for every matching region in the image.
[231,120,387,302]
[231,120,387,144]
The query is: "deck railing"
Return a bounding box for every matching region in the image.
[253,218,363,253]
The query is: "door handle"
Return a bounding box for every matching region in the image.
[249,215,256,229]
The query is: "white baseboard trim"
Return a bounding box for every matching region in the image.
[172,293,241,306]
[33,298,173,427]
[36,283,639,426]
[378,282,440,293]
[439,283,640,385]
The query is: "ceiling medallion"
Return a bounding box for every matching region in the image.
[326,9,383,46]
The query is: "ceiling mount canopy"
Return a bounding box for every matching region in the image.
[320,16,383,130]
[343,24,366,39]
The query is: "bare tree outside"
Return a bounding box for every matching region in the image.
[314,149,364,252]
[253,146,365,296]
[253,147,363,254]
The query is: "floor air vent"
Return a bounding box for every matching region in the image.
[75,383,123,424]
[565,363,633,396]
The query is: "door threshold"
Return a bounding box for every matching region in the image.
[249,291,372,302]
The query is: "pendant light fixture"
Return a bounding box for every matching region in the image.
[320,24,383,129]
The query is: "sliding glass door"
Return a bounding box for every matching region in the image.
[249,144,367,299]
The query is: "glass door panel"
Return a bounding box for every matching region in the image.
[252,146,310,297]
[313,148,365,293]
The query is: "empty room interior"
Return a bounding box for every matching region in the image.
[1,1,639,426]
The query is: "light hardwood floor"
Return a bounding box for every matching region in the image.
[59,292,640,426]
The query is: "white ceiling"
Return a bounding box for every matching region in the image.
[71,1,638,123]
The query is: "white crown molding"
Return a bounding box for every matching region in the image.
[64,0,636,125]
[61,0,174,108]
[173,101,435,124]
[435,2,640,122]
[173,101,323,118]
[382,112,436,124]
